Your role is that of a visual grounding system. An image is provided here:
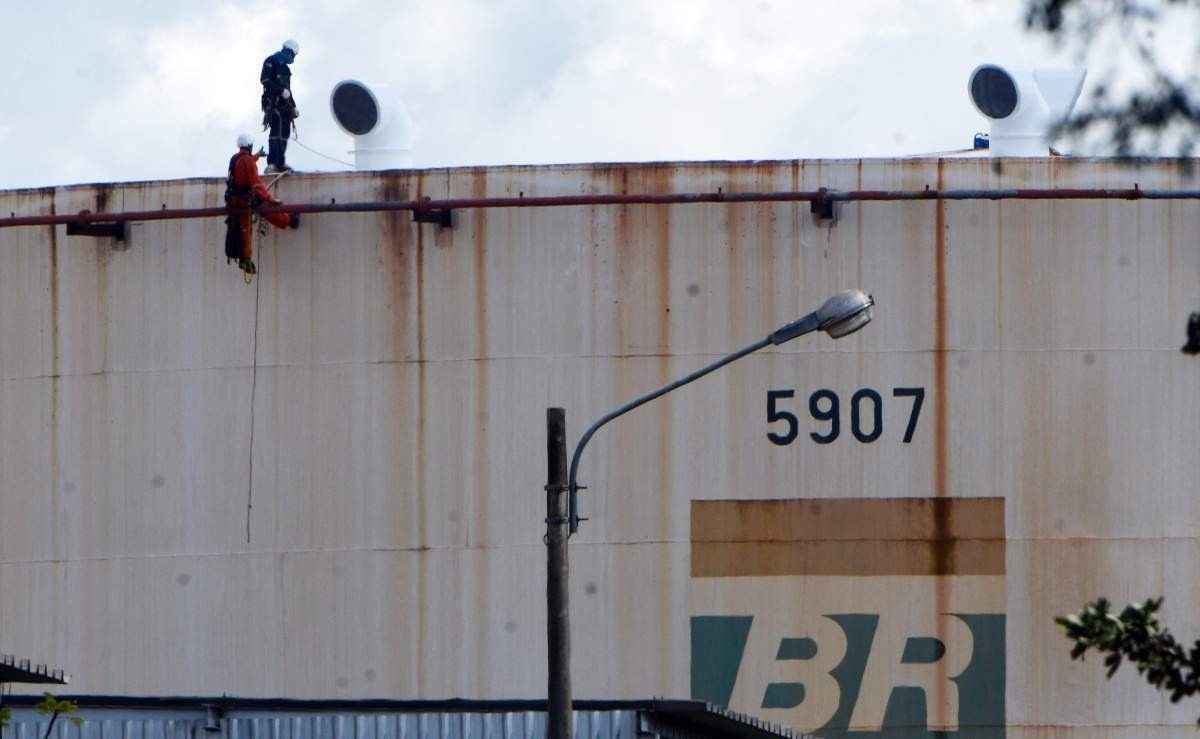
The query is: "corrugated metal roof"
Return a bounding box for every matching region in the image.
[0,698,808,739]
[0,654,69,684]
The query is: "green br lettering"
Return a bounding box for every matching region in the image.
[690,613,1006,737]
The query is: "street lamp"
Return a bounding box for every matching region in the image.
[543,288,875,739]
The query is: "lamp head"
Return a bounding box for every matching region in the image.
[768,289,875,345]
[817,289,875,338]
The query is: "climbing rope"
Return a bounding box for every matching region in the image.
[274,119,354,168]
[291,136,354,168]
[244,205,256,284]
[244,253,262,543]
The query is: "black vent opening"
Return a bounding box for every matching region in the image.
[332,82,380,135]
[970,67,1018,119]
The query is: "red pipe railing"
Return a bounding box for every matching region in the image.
[1,186,1198,230]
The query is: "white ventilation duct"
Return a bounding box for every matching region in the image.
[329,80,414,170]
[968,64,1086,156]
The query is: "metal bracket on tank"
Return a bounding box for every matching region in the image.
[413,198,453,228]
[66,211,128,242]
[810,187,836,221]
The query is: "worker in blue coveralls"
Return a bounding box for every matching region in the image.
[260,39,300,173]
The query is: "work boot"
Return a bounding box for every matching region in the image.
[264,164,279,174]
[290,213,301,229]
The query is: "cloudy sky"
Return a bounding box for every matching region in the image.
[0,0,1178,190]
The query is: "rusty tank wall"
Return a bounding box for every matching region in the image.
[1,158,1198,738]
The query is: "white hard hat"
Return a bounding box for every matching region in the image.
[283,39,299,54]
[237,134,253,149]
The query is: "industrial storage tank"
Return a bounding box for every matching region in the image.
[0,157,1198,737]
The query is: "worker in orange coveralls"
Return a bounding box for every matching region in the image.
[224,133,299,275]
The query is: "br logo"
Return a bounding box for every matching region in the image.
[690,612,1005,737]
[689,496,1008,736]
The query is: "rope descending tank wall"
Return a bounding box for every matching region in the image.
[240,169,285,538]
[244,171,289,283]
[245,258,261,543]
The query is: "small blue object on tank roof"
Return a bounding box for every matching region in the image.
[973,132,990,149]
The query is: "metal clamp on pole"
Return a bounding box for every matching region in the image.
[567,483,586,533]
[546,482,574,526]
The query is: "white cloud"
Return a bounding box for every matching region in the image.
[79,3,296,181]
[0,0,1181,190]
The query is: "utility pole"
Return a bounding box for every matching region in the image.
[545,408,572,739]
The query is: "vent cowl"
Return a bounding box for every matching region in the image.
[330,80,413,170]
[967,64,1086,156]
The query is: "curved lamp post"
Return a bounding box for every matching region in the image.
[544,289,875,739]
[569,288,875,530]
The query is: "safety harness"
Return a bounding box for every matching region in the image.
[260,53,295,122]
[225,151,253,203]
[225,150,260,281]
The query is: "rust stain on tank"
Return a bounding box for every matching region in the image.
[652,166,674,680]
[471,171,490,361]
[749,169,776,331]
[415,173,429,696]
[607,165,676,550]
[586,205,602,355]
[48,204,59,375]
[379,173,413,356]
[378,170,428,692]
[609,164,674,354]
[48,195,60,560]
[379,173,415,558]
[414,176,427,548]
[470,170,491,694]
[995,202,1004,344]
[95,236,110,372]
[471,170,490,546]
[787,162,805,325]
[653,166,673,352]
[94,185,112,214]
[855,161,864,289]
[726,200,744,339]
[932,160,950,731]
[933,164,950,520]
[716,162,770,336]
[613,168,632,354]
[691,498,1004,576]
